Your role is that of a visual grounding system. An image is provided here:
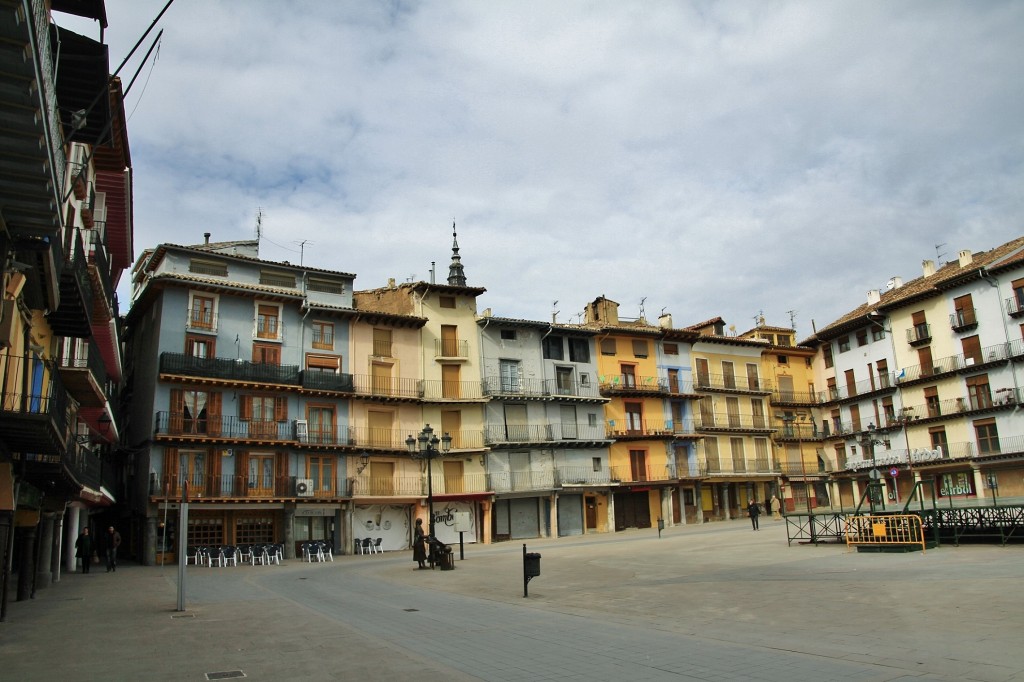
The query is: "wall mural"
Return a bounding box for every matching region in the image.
[352,505,409,551]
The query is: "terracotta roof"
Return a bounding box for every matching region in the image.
[142,243,357,279]
[814,235,1024,340]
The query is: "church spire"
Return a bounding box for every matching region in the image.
[447,222,467,286]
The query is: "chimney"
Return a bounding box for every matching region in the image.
[958,250,973,267]
[867,290,881,305]
[922,260,935,277]
[204,232,211,245]
[886,277,903,290]
[658,313,673,329]
[387,277,396,289]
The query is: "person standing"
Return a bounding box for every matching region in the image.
[75,527,94,574]
[770,495,782,520]
[106,526,122,572]
[412,518,427,569]
[747,498,761,531]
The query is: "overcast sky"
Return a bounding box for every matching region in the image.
[62,1,1024,338]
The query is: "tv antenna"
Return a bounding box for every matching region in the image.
[294,240,312,266]
[255,208,263,240]
[639,297,647,319]
[935,243,947,262]
[552,300,560,324]
[787,309,797,330]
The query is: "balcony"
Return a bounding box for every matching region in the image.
[434,338,469,359]
[350,374,422,400]
[695,413,774,433]
[83,225,115,319]
[774,424,821,441]
[820,373,897,404]
[58,337,108,408]
[1007,295,1024,319]
[351,474,427,497]
[770,389,822,407]
[774,458,831,476]
[895,341,1015,385]
[490,469,555,493]
[0,0,65,239]
[153,474,300,499]
[154,412,294,444]
[16,442,102,494]
[0,355,70,455]
[703,458,774,476]
[694,372,772,395]
[421,378,484,400]
[906,390,1017,423]
[187,310,218,333]
[608,464,682,483]
[159,352,301,386]
[482,376,548,399]
[599,374,667,397]
[301,370,355,394]
[906,323,932,347]
[606,419,678,439]
[48,231,96,338]
[950,307,978,332]
[484,423,609,446]
[555,465,613,486]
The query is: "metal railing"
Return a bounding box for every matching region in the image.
[606,419,678,437]
[155,413,293,442]
[696,413,773,431]
[950,307,978,330]
[0,355,70,452]
[607,464,682,483]
[599,374,667,393]
[695,372,771,393]
[152,474,298,498]
[483,423,608,444]
[556,466,613,486]
[434,339,469,358]
[771,389,822,405]
[821,373,897,402]
[489,470,555,493]
[906,323,932,345]
[896,341,1015,384]
[421,379,484,400]
[160,352,301,385]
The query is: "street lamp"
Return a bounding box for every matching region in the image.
[406,424,452,540]
[780,412,811,514]
[858,423,885,513]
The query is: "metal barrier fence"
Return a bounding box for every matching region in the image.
[844,514,925,553]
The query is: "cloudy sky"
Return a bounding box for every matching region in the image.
[62,1,1023,338]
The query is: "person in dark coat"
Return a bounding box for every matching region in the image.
[747,498,761,531]
[75,528,94,573]
[412,518,427,569]
[106,526,122,572]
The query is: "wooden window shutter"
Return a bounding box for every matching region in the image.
[207,392,222,436]
[275,452,288,495]
[237,451,250,493]
[163,448,179,495]
[240,395,253,420]
[169,389,184,434]
[209,447,222,497]
[274,396,288,422]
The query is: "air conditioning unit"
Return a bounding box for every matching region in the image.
[295,478,314,497]
[294,419,308,443]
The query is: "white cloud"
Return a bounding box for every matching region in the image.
[61,0,1024,338]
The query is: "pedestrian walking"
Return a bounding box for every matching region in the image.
[412,518,427,569]
[747,498,761,531]
[770,495,782,520]
[106,526,122,572]
[75,527,94,574]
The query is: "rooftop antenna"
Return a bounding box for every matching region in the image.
[639,297,647,319]
[552,300,559,324]
[255,208,263,240]
[295,240,311,266]
[935,243,947,262]
[787,309,797,331]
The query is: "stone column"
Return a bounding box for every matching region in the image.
[145,516,158,566]
[51,513,63,584]
[972,469,988,503]
[549,493,558,538]
[35,513,55,589]
[722,484,731,520]
[16,525,36,601]
[283,505,295,559]
[65,506,81,574]
[850,479,862,509]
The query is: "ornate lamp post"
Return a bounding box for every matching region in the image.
[406,424,452,540]
[859,423,885,513]
[780,412,812,514]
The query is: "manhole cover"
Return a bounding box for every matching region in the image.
[206,671,245,680]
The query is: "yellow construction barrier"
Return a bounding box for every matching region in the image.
[844,514,925,553]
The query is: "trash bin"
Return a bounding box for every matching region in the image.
[524,552,541,577]
[438,544,455,571]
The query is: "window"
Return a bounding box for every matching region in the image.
[961,335,982,366]
[587,413,597,427]
[928,426,948,454]
[542,335,564,360]
[966,374,992,410]
[838,336,851,352]
[259,270,295,288]
[750,398,765,428]
[235,516,274,545]
[826,377,838,400]
[579,373,590,387]
[776,334,791,347]
[663,343,679,355]
[178,450,206,490]
[189,294,216,331]
[924,386,940,418]
[730,437,745,472]
[440,325,461,357]
[953,293,975,328]
[1013,277,1024,312]
[307,455,334,494]
[849,404,861,432]
[695,358,710,387]
[439,295,456,309]
[631,339,648,358]
[871,327,885,342]
[169,389,221,436]
[600,338,616,356]
[308,278,344,294]
[240,395,287,438]
[625,402,643,432]
[499,359,521,393]
[722,361,735,389]
[856,329,868,346]
[592,457,601,472]
[876,359,890,387]
[917,346,934,376]
[556,366,575,394]
[746,363,759,390]
[252,343,280,365]
[312,321,334,350]
[704,437,720,472]
[911,310,930,342]
[823,344,834,369]
[189,259,227,277]
[306,405,336,445]
[777,355,789,365]
[372,328,392,357]
[186,335,214,359]
[621,364,637,389]
[629,449,648,481]
[568,337,590,363]
[939,472,974,497]
[441,364,461,398]
[256,303,281,340]
[500,329,516,341]
[668,368,681,393]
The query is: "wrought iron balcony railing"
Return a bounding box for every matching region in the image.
[160,352,302,385]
